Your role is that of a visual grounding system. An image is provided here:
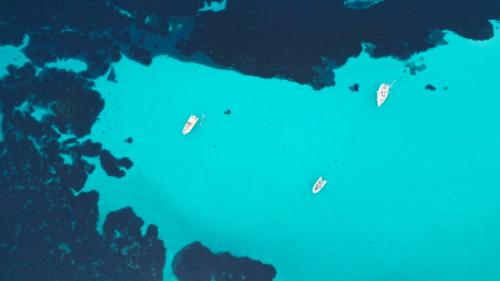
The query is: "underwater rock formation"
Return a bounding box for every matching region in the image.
[0,64,165,281]
[0,0,205,79]
[404,60,427,75]
[1,0,499,89]
[179,0,500,89]
[107,67,117,82]
[173,242,277,281]
[99,149,134,178]
[349,83,360,92]
[425,84,437,91]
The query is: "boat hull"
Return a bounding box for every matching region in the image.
[377,83,391,107]
[312,177,327,194]
[182,115,199,135]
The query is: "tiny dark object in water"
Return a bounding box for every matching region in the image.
[125,137,133,144]
[107,67,117,82]
[443,86,448,90]
[404,61,427,75]
[224,109,231,115]
[349,83,359,92]
[425,84,436,91]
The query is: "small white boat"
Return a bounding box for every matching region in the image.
[182,115,199,135]
[377,81,395,107]
[312,176,327,194]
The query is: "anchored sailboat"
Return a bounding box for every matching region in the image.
[182,115,199,135]
[312,176,327,194]
[377,80,396,107]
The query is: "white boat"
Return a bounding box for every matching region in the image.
[312,176,327,194]
[182,115,199,135]
[376,81,395,107]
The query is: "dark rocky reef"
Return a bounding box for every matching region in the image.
[103,207,166,280]
[107,67,117,82]
[425,84,437,91]
[404,59,427,75]
[0,64,164,281]
[100,149,134,178]
[179,0,500,89]
[349,83,360,92]
[0,63,277,281]
[1,0,499,90]
[0,0,205,79]
[173,242,277,281]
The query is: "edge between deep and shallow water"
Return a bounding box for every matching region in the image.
[73,22,500,281]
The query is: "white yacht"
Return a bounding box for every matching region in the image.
[182,115,199,135]
[377,81,395,107]
[312,176,327,194]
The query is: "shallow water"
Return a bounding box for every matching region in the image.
[76,23,500,281]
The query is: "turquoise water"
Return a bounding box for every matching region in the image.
[2,22,499,281]
[82,23,500,281]
[0,44,28,78]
